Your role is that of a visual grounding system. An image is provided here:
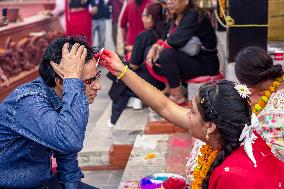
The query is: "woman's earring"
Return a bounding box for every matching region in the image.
[206,134,210,140]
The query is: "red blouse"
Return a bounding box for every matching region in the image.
[209,134,284,189]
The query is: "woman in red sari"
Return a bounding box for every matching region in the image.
[65,0,97,45]
[95,49,284,189]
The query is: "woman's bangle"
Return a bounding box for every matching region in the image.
[117,65,129,80]
[152,44,160,49]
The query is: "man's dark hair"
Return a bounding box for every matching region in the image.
[197,80,252,189]
[39,36,97,87]
[235,46,283,86]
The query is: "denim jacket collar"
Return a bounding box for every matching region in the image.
[43,79,62,111]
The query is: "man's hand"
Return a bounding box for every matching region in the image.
[90,6,98,15]
[51,43,87,79]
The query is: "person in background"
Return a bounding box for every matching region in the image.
[51,0,66,32]
[97,49,284,189]
[235,46,284,161]
[92,0,110,49]
[107,2,166,127]
[66,0,97,45]
[147,0,220,105]
[0,37,101,188]
[120,0,153,50]
[108,0,124,47]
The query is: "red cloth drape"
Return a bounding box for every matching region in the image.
[65,0,92,45]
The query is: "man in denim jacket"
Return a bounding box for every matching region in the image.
[0,37,101,189]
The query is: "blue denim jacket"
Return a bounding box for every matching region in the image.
[0,78,89,188]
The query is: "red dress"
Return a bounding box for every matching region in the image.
[120,0,153,45]
[209,135,284,189]
[65,0,93,45]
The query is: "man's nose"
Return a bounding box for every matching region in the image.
[91,80,101,90]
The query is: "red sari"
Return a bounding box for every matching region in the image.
[65,0,93,45]
[209,134,284,189]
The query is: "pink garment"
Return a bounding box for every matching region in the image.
[120,0,153,45]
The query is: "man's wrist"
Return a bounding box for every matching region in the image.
[64,75,81,79]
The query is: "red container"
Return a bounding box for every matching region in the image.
[7,8,19,22]
[275,51,284,61]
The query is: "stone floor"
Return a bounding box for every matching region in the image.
[83,170,124,189]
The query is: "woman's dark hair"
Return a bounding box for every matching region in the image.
[182,0,208,24]
[145,3,166,36]
[39,36,97,87]
[235,46,283,86]
[196,80,252,189]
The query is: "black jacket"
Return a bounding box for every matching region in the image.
[167,8,217,51]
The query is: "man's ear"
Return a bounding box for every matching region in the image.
[55,77,63,86]
[206,122,217,135]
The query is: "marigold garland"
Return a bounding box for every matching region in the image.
[252,76,284,115]
[191,145,220,189]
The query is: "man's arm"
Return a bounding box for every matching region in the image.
[53,151,83,188]
[119,4,128,45]
[14,78,89,153]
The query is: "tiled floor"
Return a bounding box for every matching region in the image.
[82,170,124,189]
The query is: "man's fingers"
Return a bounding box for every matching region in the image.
[62,43,69,57]
[70,43,80,55]
[81,47,87,60]
[76,45,85,57]
[50,61,64,78]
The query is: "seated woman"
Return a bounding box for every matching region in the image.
[235,46,284,161]
[108,2,166,127]
[185,46,284,184]
[96,49,284,189]
[147,0,219,104]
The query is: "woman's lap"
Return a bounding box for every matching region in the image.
[159,48,219,87]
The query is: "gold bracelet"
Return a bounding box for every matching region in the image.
[117,65,128,80]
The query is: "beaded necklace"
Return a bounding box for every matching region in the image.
[252,76,284,115]
[191,145,219,189]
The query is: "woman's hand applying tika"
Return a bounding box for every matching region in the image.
[95,49,126,76]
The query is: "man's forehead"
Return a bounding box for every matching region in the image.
[86,58,96,65]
